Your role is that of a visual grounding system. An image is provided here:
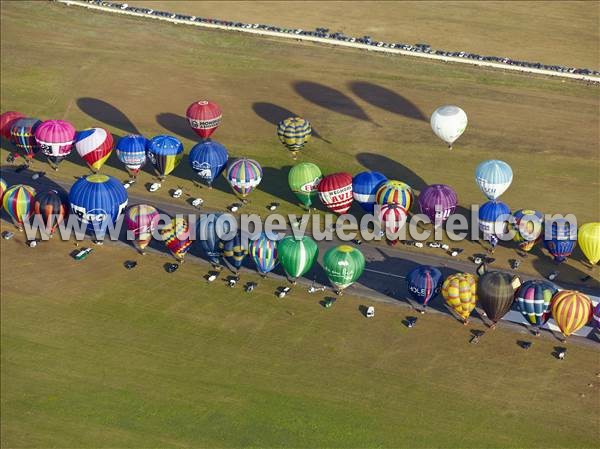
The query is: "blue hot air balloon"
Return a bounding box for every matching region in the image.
[197,213,231,267]
[475,160,513,201]
[352,171,387,213]
[515,279,558,327]
[406,265,443,309]
[219,230,247,273]
[188,140,229,187]
[544,218,577,263]
[478,200,511,241]
[69,174,128,239]
[249,232,278,276]
[115,134,148,178]
[146,135,184,180]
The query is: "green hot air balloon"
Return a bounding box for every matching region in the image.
[288,162,322,209]
[277,235,319,283]
[478,271,521,328]
[323,245,366,294]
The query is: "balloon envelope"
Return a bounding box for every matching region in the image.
[186,100,222,139]
[189,140,229,187]
[35,120,76,167]
[511,209,544,252]
[277,117,311,157]
[11,117,42,159]
[0,178,7,201]
[250,232,278,275]
[441,273,478,322]
[75,127,113,173]
[323,245,365,292]
[418,184,458,225]
[116,134,148,175]
[219,230,247,272]
[543,218,577,263]
[33,189,68,235]
[277,235,318,280]
[593,303,600,329]
[226,158,263,198]
[318,172,353,214]
[125,204,159,252]
[378,203,408,245]
[406,265,443,306]
[376,180,413,211]
[479,200,511,240]
[352,171,387,213]
[475,160,513,201]
[478,271,519,323]
[515,280,557,326]
[288,162,322,208]
[146,135,184,179]
[2,184,36,228]
[430,105,467,146]
[161,217,193,261]
[577,222,600,265]
[550,290,592,337]
[197,213,233,266]
[0,111,25,140]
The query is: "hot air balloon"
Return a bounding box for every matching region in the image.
[74,127,113,173]
[375,180,413,211]
[418,184,458,226]
[441,273,478,324]
[277,116,311,159]
[146,135,184,180]
[378,203,408,245]
[577,222,600,266]
[197,213,230,268]
[219,230,247,273]
[115,134,148,179]
[249,232,278,276]
[318,172,353,214]
[478,271,520,326]
[125,204,159,254]
[10,117,41,162]
[550,290,592,338]
[189,140,229,188]
[323,245,365,294]
[544,218,577,263]
[186,100,221,139]
[430,105,468,149]
[2,184,36,230]
[593,303,600,329]
[475,160,513,201]
[406,265,443,309]
[515,280,557,328]
[0,111,25,140]
[34,119,77,169]
[479,200,511,241]
[225,158,263,199]
[277,235,318,283]
[33,189,68,236]
[69,174,128,239]
[511,209,544,252]
[0,178,7,201]
[288,162,322,209]
[161,216,193,262]
[352,171,387,213]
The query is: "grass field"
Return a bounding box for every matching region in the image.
[1,227,599,448]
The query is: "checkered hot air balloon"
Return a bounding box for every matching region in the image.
[249,232,278,276]
[515,280,557,327]
[186,100,222,139]
[441,273,478,324]
[318,172,353,214]
[375,180,413,211]
[550,290,592,338]
[125,204,159,254]
[160,216,193,262]
[34,119,76,170]
[277,117,311,159]
[0,111,25,140]
[226,158,262,198]
[3,184,36,230]
[378,203,408,246]
[115,135,148,179]
[74,127,114,173]
[10,117,42,162]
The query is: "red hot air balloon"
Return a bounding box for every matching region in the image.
[186,100,222,139]
[0,111,25,140]
[318,172,353,214]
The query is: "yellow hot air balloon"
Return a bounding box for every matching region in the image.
[550,290,592,338]
[577,222,600,265]
[441,273,478,324]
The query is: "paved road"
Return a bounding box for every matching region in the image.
[2,167,598,344]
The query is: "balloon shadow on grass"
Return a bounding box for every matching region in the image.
[348,81,427,122]
[252,102,330,143]
[258,166,299,208]
[356,152,427,192]
[77,98,140,135]
[156,113,198,142]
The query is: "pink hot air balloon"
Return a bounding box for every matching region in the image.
[0,111,25,140]
[34,120,76,170]
[186,100,222,139]
[318,172,353,214]
[418,184,458,226]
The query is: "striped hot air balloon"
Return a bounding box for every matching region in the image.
[511,209,544,252]
[406,265,443,308]
[378,203,408,246]
[515,280,557,327]
[318,172,353,214]
[125,204,159,253]
[226,158,262,198]
[577,222,600,266]
[115,134,148,178]
[475,160,513,201]
[277,235,318,282]
[277,117,311,159]
[249,232,278,276]
[441,273,478,323]
[146,135,184,180]
[0,178,7,201]
[375,180,413,211]
[160,216,193,262]
[218,230,247,273]
[1,111,25,140]
[186,100,221,139]
[33,189,68,236]
[550,290,592,337]
[352,171,387,213]
[34,119,76,169]
[2,184,36,230]
[10,117,42,161]
[74,127,114,173]
[418,184,458,225]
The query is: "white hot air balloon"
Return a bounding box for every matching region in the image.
[430,105,468,149]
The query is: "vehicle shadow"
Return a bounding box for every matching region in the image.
[348,81,427,121]
[251,102,330,143]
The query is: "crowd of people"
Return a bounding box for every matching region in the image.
[79,0,600,78]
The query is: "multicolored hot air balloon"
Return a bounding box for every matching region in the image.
[515,280,557,327]
[189,140,229,187]
[69,174,128,239]
[323,245,365,294]
[318,172,353,214]
[197,213,229,268]
[593,303,600,329]
[277,117,311,159]
[74,127,113,173]
[250,232,278,276]
[441,273,478,324]
[34,119,76,169]
[479,200,511,241]
[511,209,544,252]
[0,178,7,201]
[550,290,592,338]
[375,180,413,211]
[288,162,322,209]
[115,134,148,178]
[352,171,387,213]
[2,184,36,230]
[577,222,600,266]
[406,265,443,309]
[378,203,408,245]
[226,158,262,198]
[475,160,513,201]
[277,235,318,283]
[0,111,25,140]
[161,216,193,262]
[186,100,221,139]
[10,117,41,162]
[430,105,468,149]
[146,135,184,180]
[125,204,159,254]
[478,271,520,326]
[418,184,458,226]
[33,190,68,236]
[219,230,247,273]
[544,218,577,263]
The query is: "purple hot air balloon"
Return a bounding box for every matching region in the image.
[418,184,458,226]
[593,303,600,329]
[34,119,77,170]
